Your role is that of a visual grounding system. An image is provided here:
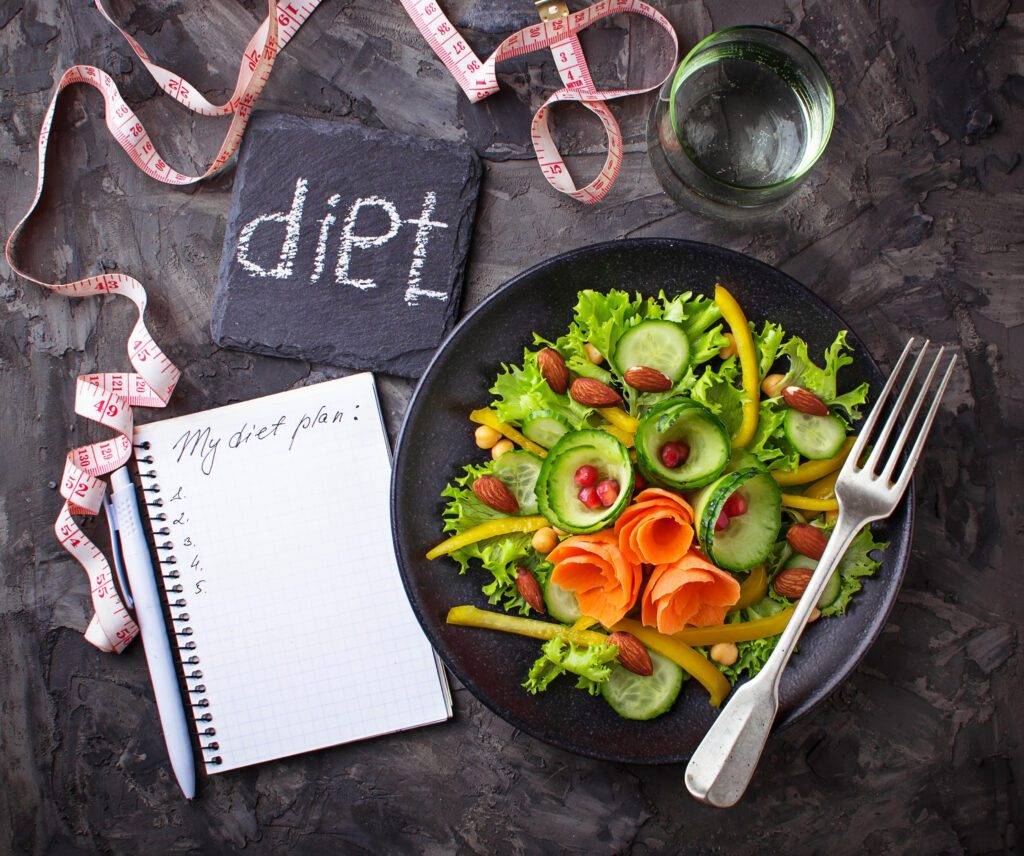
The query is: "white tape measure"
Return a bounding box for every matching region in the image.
[5,0,677,652]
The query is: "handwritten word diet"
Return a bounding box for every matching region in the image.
[234,179,450,307]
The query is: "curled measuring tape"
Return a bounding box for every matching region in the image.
[6,0,675,652]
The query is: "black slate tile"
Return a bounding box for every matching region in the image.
[212,111,481,377]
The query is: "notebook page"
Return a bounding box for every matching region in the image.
[134,373,450,773]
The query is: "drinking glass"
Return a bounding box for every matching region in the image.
[647,27,834,211]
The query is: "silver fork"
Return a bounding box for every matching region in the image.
[685,339,957,808]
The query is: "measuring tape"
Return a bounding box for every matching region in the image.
[5,0,676,653]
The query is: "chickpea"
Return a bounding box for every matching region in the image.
[808,607,822,623]
[491,438,514,460]
[584,342,604,365]
[761,372,786,398]
[531,527,559,554]
[718,332,737,359]
[474,424,502,450]
[710,641,739,666]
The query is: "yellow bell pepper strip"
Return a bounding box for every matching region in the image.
[734,565,768,610]
[426,515,548,560]
[446,605,612,648]
[804,468,840,500]
[597,406,639,435]
[772,436,856,486]
[672,606,796,646]
[714,284,759,448]
[611,619,731,707]
[599,421,634,448]
[469,408,547,457]
[781,493,839,512]
[572,616,598,632]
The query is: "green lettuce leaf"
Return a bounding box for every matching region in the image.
[689,358,745,436]
[441,463,548,614]
[550,289,729,415]
[717,633,781,685]
[523,636,620,695]
[490,348,593,429]
[753,320,786,378]
[441,462,501,534]
[749,399,800,471]
[821,525,888,617]
[779,330,870,422]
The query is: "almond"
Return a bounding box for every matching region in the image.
[537,347,569,394]
[623,365,673,392]
[515,567,545,614]
[786,523,828,560]
[608,631,653,676]
[773,566,814,599]
[472,475,519,515]
[569,377,622,407]
[782,385,829,416]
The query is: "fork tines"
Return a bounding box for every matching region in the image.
[844,338,957,491]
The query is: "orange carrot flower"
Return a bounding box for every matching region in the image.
[614,487,695,566]
[641,550,741,635]
[548,530,643,628]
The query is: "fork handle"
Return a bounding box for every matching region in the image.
[685,512,864,807]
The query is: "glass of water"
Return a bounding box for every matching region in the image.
[647,27,834,210]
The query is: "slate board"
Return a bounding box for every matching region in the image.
[212,112,481,377]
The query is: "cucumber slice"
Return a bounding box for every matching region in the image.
[694,468,782,571]
[783,410,847,460]
[746,596,787,620]
[613,320,690,382]
[601,650,684,720]
[492,450,543,515]
[537,430,633,533]
[783,553,840,608]
[522,410,570,449]
[634,399,730,490]
[543,579,582,625]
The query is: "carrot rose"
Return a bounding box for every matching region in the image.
[641,550,741,635]
[614,488,695,566]
[548,531,643,628]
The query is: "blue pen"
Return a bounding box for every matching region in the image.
[105,466,196,799]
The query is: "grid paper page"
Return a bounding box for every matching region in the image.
[134,374,450,773]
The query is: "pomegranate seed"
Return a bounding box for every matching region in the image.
[596,479,620,508]
[659,441,691,469]
[714,510,730,532]
[634,473,648,492]
[723,491,748,517]
[574,465,599,487]
[578,486,602,509]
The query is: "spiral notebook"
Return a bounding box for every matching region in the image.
[133,373,451,774]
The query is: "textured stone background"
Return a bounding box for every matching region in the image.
[1,1,1021,853]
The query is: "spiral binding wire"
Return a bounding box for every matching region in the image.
[136,446,222,767]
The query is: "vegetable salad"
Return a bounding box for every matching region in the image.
[428,285,887,720]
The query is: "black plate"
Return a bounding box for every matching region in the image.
[391,238,912,764]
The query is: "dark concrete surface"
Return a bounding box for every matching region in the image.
[1,1,1020,853]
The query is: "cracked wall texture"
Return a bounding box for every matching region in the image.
[1,0,1021,853]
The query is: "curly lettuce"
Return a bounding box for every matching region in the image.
[777,330,870,422]
[490,348,593,429]
[689,357,744,436]
[821,525,888,617]
[441,462,549,614]
[718,634,780,685]
[548,289,728,415]
[523,636,620,695]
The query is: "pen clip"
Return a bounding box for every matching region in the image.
[102,493,135,610]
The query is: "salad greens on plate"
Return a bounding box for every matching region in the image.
[428,285,887,721]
